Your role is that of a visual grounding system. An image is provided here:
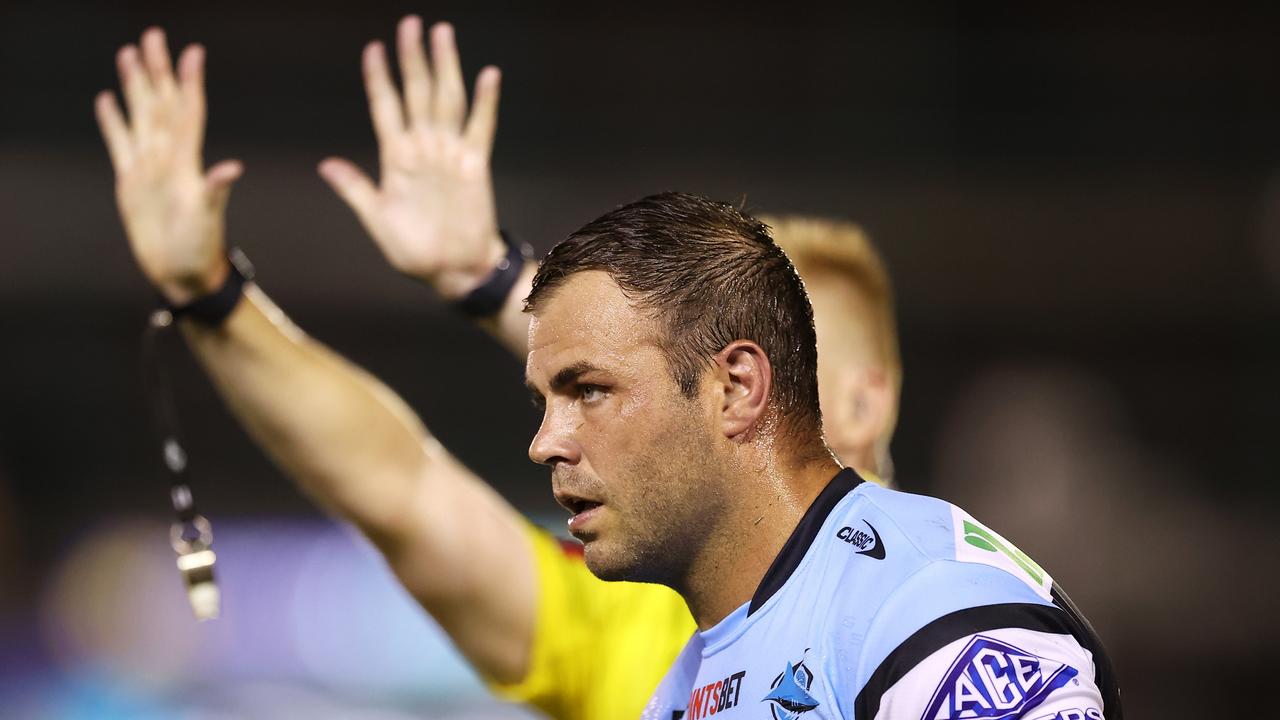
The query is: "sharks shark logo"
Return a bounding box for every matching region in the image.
[763,651,820,720]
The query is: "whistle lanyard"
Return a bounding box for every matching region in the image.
[142,309,219,620]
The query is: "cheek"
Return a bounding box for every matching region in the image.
[586,386,662,450]
[581,382,716,486]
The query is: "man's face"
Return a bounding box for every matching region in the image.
[525,271,726,583]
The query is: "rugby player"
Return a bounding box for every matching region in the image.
[96,21,1119,719]
[524,193,1118,719]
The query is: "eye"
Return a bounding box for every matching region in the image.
[578,384,608,403]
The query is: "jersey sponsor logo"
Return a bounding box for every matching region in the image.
[682,670,746,719]
[921,635,1078,720]
[1028,710,1103,720]
[836,520,886,560]
[951,508,1052,599]
[763,652,820,720]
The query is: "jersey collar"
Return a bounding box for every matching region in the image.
[747,467,864,615]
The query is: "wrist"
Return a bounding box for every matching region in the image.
[452,231,533,318]
[163,249,254,327]
[157,258,232,307]
[430,232,509,301]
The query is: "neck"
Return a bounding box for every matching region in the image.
[675,452,842,630]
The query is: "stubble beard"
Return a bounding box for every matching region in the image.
[582,404,728,590]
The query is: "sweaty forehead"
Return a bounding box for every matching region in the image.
[526,271,659,381]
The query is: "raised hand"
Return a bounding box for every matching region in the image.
[318,16,506,300]
[95,28,244,306]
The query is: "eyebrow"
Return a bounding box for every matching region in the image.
[525,361,606,398]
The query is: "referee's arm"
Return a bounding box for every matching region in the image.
[95,25,538,686]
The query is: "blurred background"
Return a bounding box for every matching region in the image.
[2,1,1278,717]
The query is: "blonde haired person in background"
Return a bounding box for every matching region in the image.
[97,17,899,719]
[764,216,901,484]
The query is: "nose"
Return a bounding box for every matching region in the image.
[528,404,581,467]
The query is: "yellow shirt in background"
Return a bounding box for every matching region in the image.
[488,525,696,720]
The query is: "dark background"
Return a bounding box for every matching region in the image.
[2,1,1278,716]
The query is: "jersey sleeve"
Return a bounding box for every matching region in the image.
[864,624,1105,720]
[486,522,696,720]
[842,562,1111,720]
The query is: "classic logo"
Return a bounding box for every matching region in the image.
[921,635,1078,720]
[836,520,885,560]
[763,651,820,720]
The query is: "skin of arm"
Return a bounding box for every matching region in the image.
[95,25,535,684]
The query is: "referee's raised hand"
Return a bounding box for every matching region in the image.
[318,16,506,301]
[95,27,243,306]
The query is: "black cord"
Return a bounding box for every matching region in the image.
[142,310,199,522]
[140,309,219,619]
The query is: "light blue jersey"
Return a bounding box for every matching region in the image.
[641,469,1121,720]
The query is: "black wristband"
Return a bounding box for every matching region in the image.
[164,248,255,327]
[454,230,533,318]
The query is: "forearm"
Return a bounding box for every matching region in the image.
[184,285,538,678]
[99,22,539,681]
[181,285,430,539]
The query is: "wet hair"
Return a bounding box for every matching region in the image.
[525,191,822,439]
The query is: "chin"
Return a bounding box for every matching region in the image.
[581,540,642,582]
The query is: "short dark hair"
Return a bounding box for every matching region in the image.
[525,191,822,439]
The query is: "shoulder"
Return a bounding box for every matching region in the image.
[817,489,1114,719]
[844,484,1056,601]
[854,616,1108,720]
[846,569,1110,720]
[810,485,1054,627]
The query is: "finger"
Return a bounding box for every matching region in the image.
[396,15,432,128]
[175,44,207,162]
[116,44,153,135]
[95,91,134,172]
[317,157,379,223]
[362,41,406,148]
[140,27,178,102]
[428,22,466,131]
[463,66,501,153]
[204,158,244,211]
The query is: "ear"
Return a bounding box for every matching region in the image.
[713,341,773,439]
[823,365,894,463]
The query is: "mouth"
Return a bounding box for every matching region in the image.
[554,492,605,535]
[559,496,603,516]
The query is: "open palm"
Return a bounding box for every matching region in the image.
[319,17,506,300]
[95,28,243,305]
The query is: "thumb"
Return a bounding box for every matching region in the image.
[317,156,378,223]
[205,158,244,211]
